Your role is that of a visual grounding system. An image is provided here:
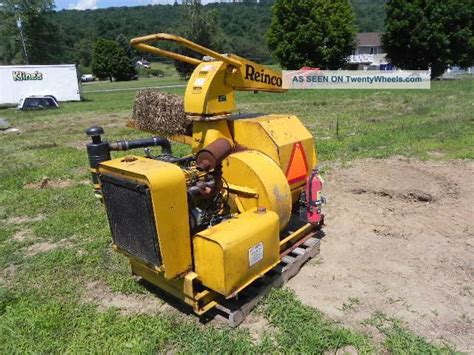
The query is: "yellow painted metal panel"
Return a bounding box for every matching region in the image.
[191,119,233,152]
[130,34,285,118]
[260,115,314,168]
[222,150,292,230]
[193,238,224,293]
[225,54,285,93]
[233,114,316,172]
[185,61,235,116]
[98,156,191,280]
[130,262,219,315]
[194,208,280,296]
[232,114,317,203]
[231,119,281,163]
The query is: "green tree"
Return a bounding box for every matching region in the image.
[92,38,136,81]
[383,0,473,79]
[267,0,357,69]
[350,0,386,32]
[174,1,222,79]
[116,33,136,60]
[74,38,94,68]
[0,0,60,64]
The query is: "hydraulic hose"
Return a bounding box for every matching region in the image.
[85,126,173,191]
[109,137,171,154]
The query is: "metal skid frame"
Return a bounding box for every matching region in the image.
[129,220,323,325]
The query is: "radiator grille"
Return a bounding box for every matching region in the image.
[100,174,162,266]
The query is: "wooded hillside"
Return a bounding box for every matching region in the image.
[1,1,386,67]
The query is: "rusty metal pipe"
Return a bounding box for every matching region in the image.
[196,138,233,171]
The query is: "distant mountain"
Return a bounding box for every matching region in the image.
[3,2,386,66]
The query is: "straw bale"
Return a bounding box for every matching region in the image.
[131,90,188,136]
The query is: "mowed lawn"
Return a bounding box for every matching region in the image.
[0,76,472,353]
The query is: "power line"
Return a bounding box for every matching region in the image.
[22,37,77,51]
[0,35,76,52]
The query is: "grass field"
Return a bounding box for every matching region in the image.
[0,74,472,353]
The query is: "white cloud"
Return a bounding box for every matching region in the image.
[69,0,99,10]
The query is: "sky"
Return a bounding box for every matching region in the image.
[57,0,221,11]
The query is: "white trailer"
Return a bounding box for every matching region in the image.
[0,64,81,106]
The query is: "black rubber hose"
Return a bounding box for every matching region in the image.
[109,137,172,154]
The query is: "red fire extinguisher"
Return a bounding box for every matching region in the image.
[300,168,325,225]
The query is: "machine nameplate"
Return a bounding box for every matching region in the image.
[249,242,264,267]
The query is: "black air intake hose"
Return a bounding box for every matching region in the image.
[86,126,173,186]
[109,137,171,154]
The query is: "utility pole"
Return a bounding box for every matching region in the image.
[0,3,29,64]
[16,14,29,64]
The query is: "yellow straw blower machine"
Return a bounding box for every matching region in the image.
[85,34,324,319]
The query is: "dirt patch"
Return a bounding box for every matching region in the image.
[0,264,18,286]
[12,229,33,242]
[20,114,128,135]
[288,158,474,352]
[24,177,76,190]
[6,215,45,225]
[350,187,436,203]
[240,313,275,344]
[25,142,59,150]
[25,239,72,257]
[428,150,446,158]
[82,281,167,316]
[65,140,87,150]
[333,345,359,355]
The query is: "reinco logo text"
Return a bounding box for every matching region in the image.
[12,71,44,81]
[245,64,282,87]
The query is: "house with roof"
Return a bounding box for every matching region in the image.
[347,32,393,70]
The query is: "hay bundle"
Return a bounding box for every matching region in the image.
[131,90,188,137]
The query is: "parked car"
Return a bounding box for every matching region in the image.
[81,74,95,82]
[136,60,151,69]
[17,95,59,110]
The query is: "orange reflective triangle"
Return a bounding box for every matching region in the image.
[286,142,308,184]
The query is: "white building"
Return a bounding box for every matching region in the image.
[347,32,392,70]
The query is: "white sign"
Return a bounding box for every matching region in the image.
[0,64,81,106]
[248,242,264,267]
[283,70,431,90]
